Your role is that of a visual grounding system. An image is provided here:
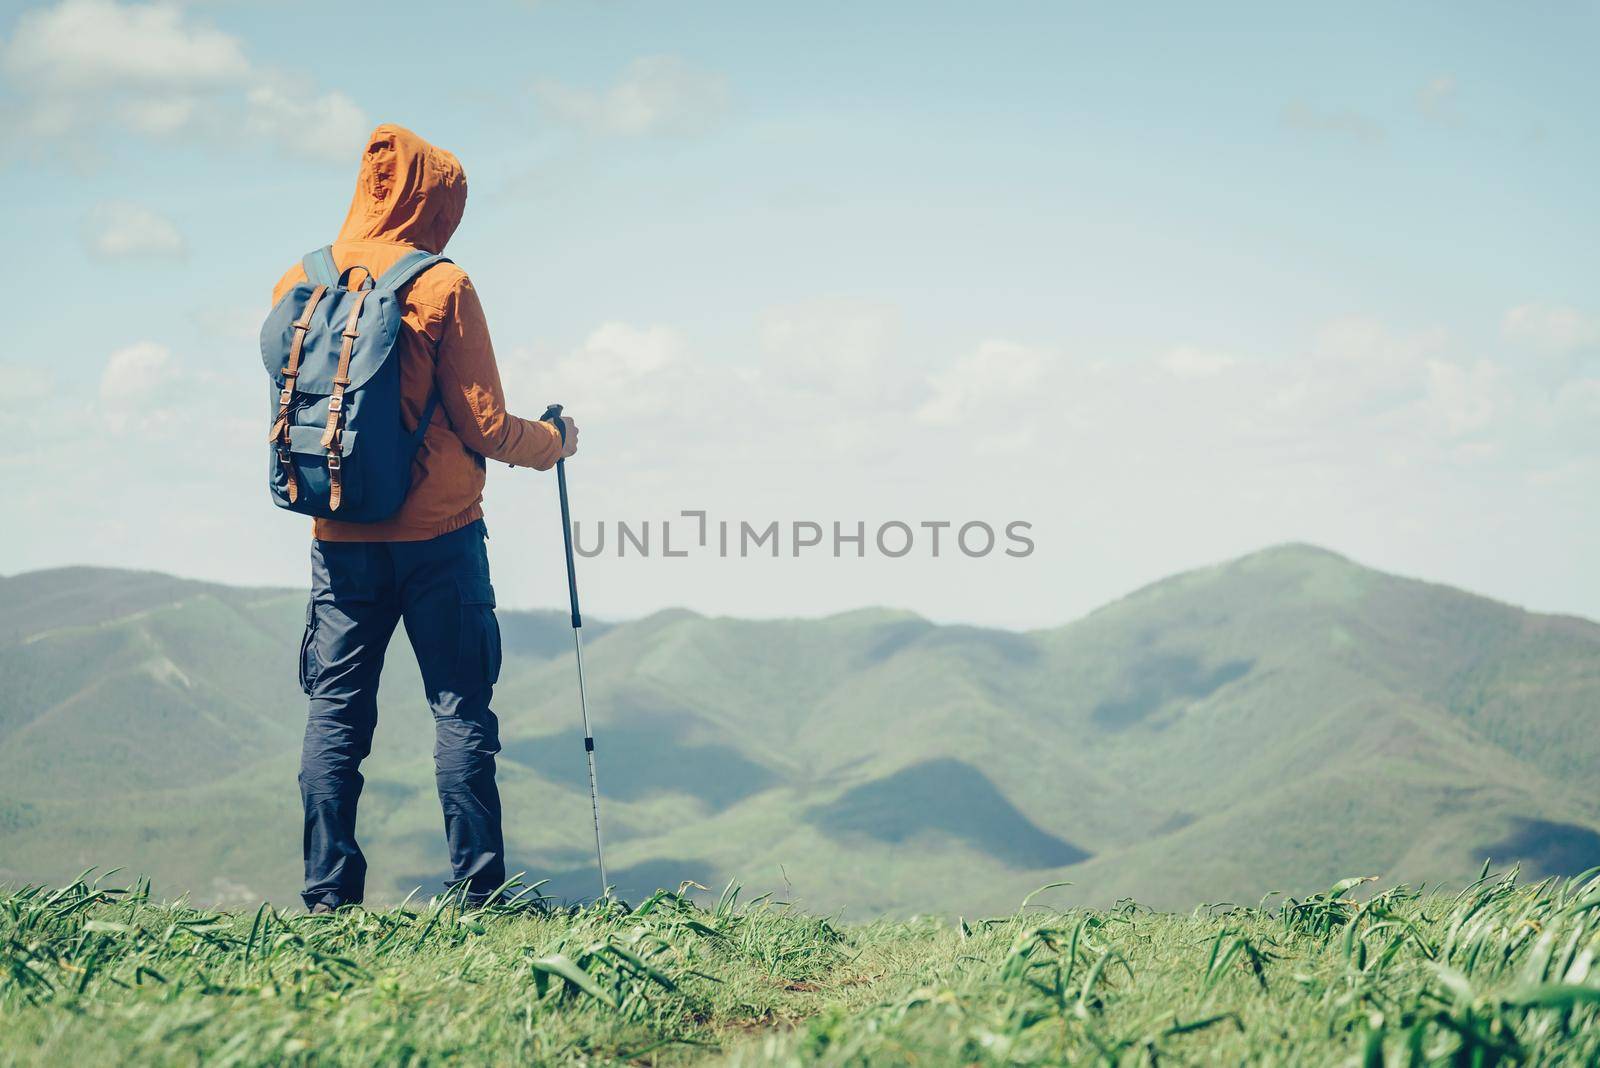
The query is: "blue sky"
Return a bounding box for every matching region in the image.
[1,0,1596,626]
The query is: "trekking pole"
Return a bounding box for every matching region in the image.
[541,404,607,901]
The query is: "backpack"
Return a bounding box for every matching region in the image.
[260,245,450,521]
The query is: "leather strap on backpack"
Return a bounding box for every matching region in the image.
[321,289,371,510]
[268,283,329,504]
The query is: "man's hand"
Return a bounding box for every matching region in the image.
[559,416,579,458]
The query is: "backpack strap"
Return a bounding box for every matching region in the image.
[267,283,330,504]
[375,249,451,292]
[379,250,451,464]
[320,290,373,511]
[410,388,442,453]
[302,245,338,287]
[303,246,448,290]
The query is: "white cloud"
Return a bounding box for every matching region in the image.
[536,55,727,137]
[903,318,1532,479]
[83,201,187,260]
[917,339,1050,427]
[99,341,179,433]
[1269,317,1446,428]
[0,0,366,163]
[3,0,244,94]
[509,323,688,422]
[517,311,1524,474]
[243,78,367,164]
[1502,303,1599,353]
[580,323,682,378]
[1421,358,1501,437]
[499,311,1562,486]
[1160,345,1238,379]
[509,304,909,470]
[760,300,900,406]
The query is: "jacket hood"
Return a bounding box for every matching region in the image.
[336,124,466,253]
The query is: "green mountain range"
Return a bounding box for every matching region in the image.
[2,545,1597,915]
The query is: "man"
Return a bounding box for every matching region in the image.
[271,124,576,912]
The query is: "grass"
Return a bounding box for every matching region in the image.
[5,868,1600,1065]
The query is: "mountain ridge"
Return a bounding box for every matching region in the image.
[6,542,1594,635]
[2,544,1596,913]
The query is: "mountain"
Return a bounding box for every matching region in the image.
[2,546,1597,914]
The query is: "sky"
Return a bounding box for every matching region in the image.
[0,0,1596,629]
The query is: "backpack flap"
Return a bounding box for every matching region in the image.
[259,285,404,396]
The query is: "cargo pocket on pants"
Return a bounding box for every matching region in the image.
[298,600,322,695]
[454,577,501,694]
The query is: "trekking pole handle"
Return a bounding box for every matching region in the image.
[540,404,582,630]
[541,404,566,445]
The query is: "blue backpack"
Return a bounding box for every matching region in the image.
[261,245,449,521]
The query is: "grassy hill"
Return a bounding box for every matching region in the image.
[2,544,1597,914]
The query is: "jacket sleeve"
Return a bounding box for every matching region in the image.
[434,275,564,471]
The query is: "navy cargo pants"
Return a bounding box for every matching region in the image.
[298,520,504,909]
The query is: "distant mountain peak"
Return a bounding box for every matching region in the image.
[1096,541,1365,616]
[818,607,927,625]
[1236,542,1352,565]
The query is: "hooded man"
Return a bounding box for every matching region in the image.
[272,125,576,912]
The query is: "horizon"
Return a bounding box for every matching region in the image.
[10,539,1595,632]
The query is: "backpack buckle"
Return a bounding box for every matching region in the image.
[326,451,342,472]
[327,395,343,413]
[279,389,294,406]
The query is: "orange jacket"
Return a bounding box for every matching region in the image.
[272,124,562,542]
